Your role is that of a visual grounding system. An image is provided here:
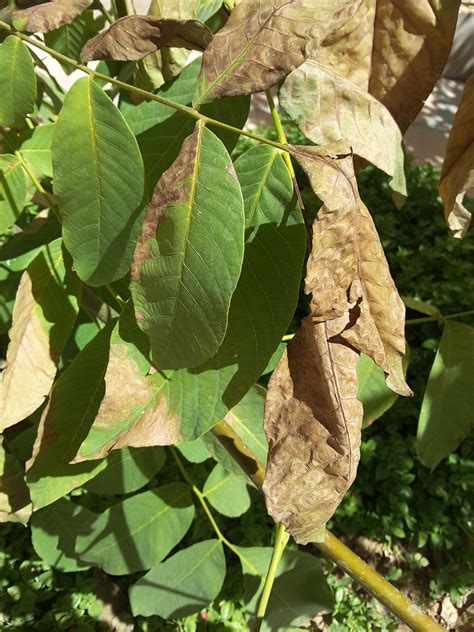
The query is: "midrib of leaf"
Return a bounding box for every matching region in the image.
[170,540,220,587]
[203,472,233,497]
[245,150,277,228]
[7,38,19,119]
[86,79,102,279]
[228,410,267,453]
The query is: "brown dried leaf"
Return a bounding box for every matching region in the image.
[263,316,362,543]
[291,142,411,397]
[439,74,474,238]
[193,0,362,106]
[81,15,212,62]
[315,0,461,132]
[13,0,93,33]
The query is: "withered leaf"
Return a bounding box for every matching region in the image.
[280,60,406,199]
[13,0,93,33]
[439,74,474,238]
[193,0,362,106]
[291,142,411,397]
[315,0,460,133]
[263,316,362,544]
[81,15,212,62]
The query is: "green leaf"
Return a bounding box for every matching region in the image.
[75,483,195,574]
[19,123,55,179]
[130,539,226,618]
[0,265,21,335]
[238,547,333,631]
[0,36,37,127]
[357,353,401,426]
[203,464,250,517]
[416,321,474,469]
[0,213,61,272]
[52,76,145,286]
[26,323,114,510]
[176,438,211,463]
[131,122,245,369]
[0,239,80,431]
[403,296,441,318]
[31,498,95,572]
[85,447,165,495]
[0,154,28,231]
[0,436,31,525]
[197,0,223,22]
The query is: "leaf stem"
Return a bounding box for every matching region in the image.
[0,21,286,154]
[253,522,289,632]
[405,309,474,326]
[15,151,46,194]
[105,284,125,308]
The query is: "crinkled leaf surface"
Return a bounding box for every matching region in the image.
[439,74,474,238]
[316,0,460,132]
[81,16,212,61]
[193,0,360,105]
[0,436,31,525]
[19,123,54,179]
[280,60,406,198]
[0,36,36,128]
[0,154,28,232]
[75,483,194,574]
[52,77,145,286]
[203,463,250,517]
[31,498,95,572]
[26,323,114,510]
[12,0,93,33]
[0,239,80,431]
[131,123,245,370]
[416,321,474,469]
[130,540,226,618]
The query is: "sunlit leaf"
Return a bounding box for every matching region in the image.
[52,76,145,286]
[197,0,223,22]
[417,321,474,469]
[176,438,211,463]
[130,540,226,618]
[0,154,28,231]
[12,0,93,33]
[203,464,251,517]
[357,353,399,426]
[0,36,37,127]
[75,483,195,574]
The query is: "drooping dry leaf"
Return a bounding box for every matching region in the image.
[439,74,474,238]
[13,0,93,33]
[0,437,31,525]
[290,142,411,397]
[81,15,212,62]
[263,316,362,544]
[315,0,461,132]
[280,60,406,199]
[193,0,362,106]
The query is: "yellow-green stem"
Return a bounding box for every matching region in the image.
[406,308,474,326]
[15,151,46,194]
[253,523,289,632]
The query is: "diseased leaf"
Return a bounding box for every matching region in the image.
[19,123,54,179]
[0,436,31,525]
[0,36,37,128]
[131,122,245,370]
[315,0,460,133]
[26,323,114,510]
[0,154,28,231]
[280,60,406,198]
[439,74,474,238]
[12,0,93,33]
[291,142,411,396]
[85,447,165,495]
[0,239,80,431]
[52,77,145,286]
[193,0,360,105]
[81,16,212,62]
[31,498,95,572]
[203,464,251,517]
[263,316,362,543]
[416,321,474,469]
[75,483,195,574]
[130,540,226,618]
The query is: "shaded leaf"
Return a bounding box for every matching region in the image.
[357,353,400,426]
[0,436,31,525]
[81,16,212,62]
[403,296,441,318]
[280,60,406,198]
[130,539,225,618]
[439,74,474,238]
[26,323,114,510]
[238,547,333,631]
[193,0,360,105]
[316,0,460,133]
[12,0,93,33]
[131,122,245,370]
[416,321,474,469]
[85,447,166,495]
[0,154,28,231]
[52,76,145,286]
[0,35,37,128]
[0,265,21,336]
[31,498,95,572]
[75,483,195,574]
[203,463,250,516]
[19,123,54,179]
[0,213,61,272]
[0,239,80,431]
